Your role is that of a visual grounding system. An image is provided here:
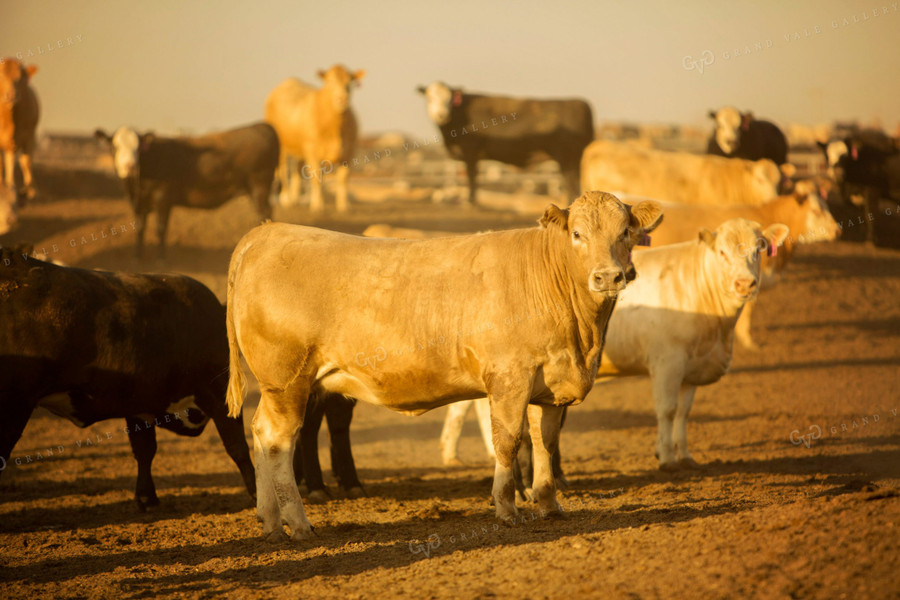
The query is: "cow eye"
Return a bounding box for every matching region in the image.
[621,228,628,239]
[572,231,581,239]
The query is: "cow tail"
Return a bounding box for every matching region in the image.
[226,244,249,418]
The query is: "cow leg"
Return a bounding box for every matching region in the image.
[133,207,149,259]
[155,202,171,261]
[277,152,292,207]
[474,396,496,459]
[324,395,363,497]
[194,386,256,500]
[252,385,311,541]
[650,362,686,471]
[250,179,273,222]
[440,400,471,466]
[125,416,160,511]
[297,394,329,504]
[863,188,878,245]
[464,159,479,206]
[526,404,564,517]
[734,298,758,350]
[308,157,324,212]
[334,163,350,213]
[0,400,38,478]
[2,150,15,191]
[674,385,699,469]
[16,152,34,204]
[552,406,569,490]
[560,164,581,204]
[487,379,531,524]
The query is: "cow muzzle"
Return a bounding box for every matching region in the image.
[590,268,626,296]
[734,277,758,298]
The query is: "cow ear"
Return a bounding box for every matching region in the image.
[762,223,790,249]
[816,140,828,152]
[140,132,155,151]
[629,200,663,233]
[416,85,427,95]
[698,228,716,247]
[25,64,38,78]
[708,110,717,119]
[352,69,366,83]
[539,204,569,231]
[94,128,112,143]
[317,69,326,79]
[779,163,796,179]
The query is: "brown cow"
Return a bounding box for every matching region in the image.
[0,59,40,204]
[265,64,364,212]
[225,191,662,541]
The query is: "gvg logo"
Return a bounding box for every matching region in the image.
[790,424,822,448]
[409,533,441,558]
[682,50,715,74]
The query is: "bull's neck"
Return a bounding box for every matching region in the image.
[535,227,610,368]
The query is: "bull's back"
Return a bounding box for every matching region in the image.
[265,78,317,152]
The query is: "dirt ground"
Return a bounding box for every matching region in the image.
[1,169,899,599]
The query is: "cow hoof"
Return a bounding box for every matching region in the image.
[658,462,680,473]
[135,495,160,512]
[306,489,329,504]
[345,486,365,499]
[678,458,702,470]
[263,529,289,543]
[443,457,465,467]
[289,526,314,541]
[523,487,535,503]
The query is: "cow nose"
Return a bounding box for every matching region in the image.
[591,268,625,293]
[735,277,757,296]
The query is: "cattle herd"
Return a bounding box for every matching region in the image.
[0,58,898,544]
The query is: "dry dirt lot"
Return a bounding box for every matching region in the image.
[1,170,899,599]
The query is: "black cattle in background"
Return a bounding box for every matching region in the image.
[417,82,594,206]
[818,129,900,245]
[0,246,255,510]
[95,122,279,259]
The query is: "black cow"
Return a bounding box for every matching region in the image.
[94,122,279,259]
[0,246,255,510]
[707,107,789,165]
[818,129,900,245]
[417,82,594,205]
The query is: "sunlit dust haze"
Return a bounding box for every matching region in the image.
[3,0,899,138]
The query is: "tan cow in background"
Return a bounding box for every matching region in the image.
[0,59,40,204]
[265,64,364,212]
[581,140,784,206]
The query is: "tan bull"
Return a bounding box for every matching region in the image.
[0,59,40,204]
[265,64,364,212]
[225,191,662,541]
[581,140,783,206]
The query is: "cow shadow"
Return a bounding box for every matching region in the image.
[0,494,755,591]
[730,356,900,374]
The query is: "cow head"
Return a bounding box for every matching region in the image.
[708,106,743,155]
[540,191,663,299]
[94,127,154,179]
[0,59,37,107]
[748,159,782,201]
[417,82,456,126]
[817,139,850,185]
[0,185,18,235]
[317,64,365,113]
[790,180,841,243]
[700,218,789,303]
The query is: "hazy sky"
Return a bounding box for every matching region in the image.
[3,0,899,138]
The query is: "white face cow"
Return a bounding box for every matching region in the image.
[709,106,743,155]
[702,218,789,302]
[417,81,454,126]
[93,126,142,179]
[824,140,849,182]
